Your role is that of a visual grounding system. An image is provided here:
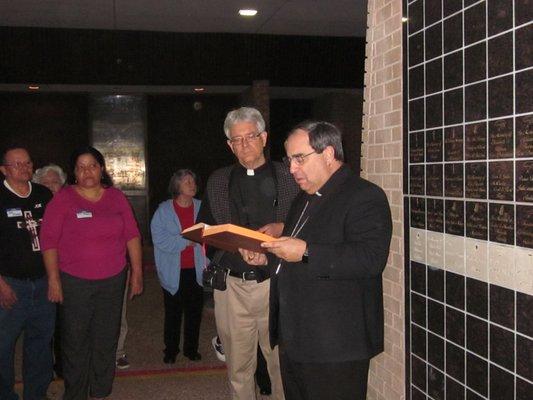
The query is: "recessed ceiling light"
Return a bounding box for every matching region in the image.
[239,9,257,17]
[194,87,205,92]
[28,85,40,90]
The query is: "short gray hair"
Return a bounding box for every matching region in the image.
[289,121,344,162]
[168,169,198,198]
[223,107,266,139]
[33,164,67,185]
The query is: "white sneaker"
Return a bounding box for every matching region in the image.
[212,336,226,362]
[116,355,130,370]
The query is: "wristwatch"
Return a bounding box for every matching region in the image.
[302,245,309,264]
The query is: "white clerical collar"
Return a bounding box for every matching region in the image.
[4,180,32,198]
[242,161,269,176]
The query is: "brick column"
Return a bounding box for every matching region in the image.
[361,0,404,399]
[240,80,270,129]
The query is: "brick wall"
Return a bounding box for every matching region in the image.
[361,0,405,399]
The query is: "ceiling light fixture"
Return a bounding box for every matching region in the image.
[194,87,205,92]
[239,9,257,17]
[28,85,40,90]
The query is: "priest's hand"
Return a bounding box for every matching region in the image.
[261,237,307,262]
[258,222,284,238]
[238,248,268,266]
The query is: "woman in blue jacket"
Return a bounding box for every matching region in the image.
[151,169,205,363]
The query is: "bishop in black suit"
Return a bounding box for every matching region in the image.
[241,121,392,400]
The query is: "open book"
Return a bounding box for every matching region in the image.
[181,223,275,253]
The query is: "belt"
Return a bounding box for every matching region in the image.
[227,269,262,281]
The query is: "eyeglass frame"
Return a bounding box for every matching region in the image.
[2,161,33,169]
[227,131,263,146]
[283,151,317,166]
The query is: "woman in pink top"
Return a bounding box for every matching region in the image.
[40,146,143,400]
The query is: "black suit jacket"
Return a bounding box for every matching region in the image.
[269,165,392,363]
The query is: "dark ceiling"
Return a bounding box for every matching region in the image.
[0,0,369,37]
[0,1,368,92]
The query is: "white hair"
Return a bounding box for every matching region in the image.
[223,107,266,139]
[33,164,66,185]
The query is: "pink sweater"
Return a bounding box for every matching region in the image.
[40,185,140,280]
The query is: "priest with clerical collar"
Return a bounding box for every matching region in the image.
[243,121,392,400]
[197,107,298,400]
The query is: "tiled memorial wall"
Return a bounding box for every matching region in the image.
[404,0,532,398]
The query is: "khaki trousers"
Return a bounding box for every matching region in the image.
[214,276,284,400]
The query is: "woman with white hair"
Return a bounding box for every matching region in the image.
[32,163,67,377]
[33,164,66,195]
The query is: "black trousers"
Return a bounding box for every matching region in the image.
[60,269,126,400]
[279,346,370,400]
[162,268,204,357]
[53,303,62,376]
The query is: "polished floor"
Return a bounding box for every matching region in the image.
[14,268,272,399]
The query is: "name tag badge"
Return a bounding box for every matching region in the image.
[6,208,23,218]
[76,210,93,219]
[35,203,42,208]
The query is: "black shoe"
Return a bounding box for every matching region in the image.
[163,350,178,364]
[163,354,176,364]
[259,387,272,395]
[184,352,202,361]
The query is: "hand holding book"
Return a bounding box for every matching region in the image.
[238,248,268,266]
[181,222,275,254]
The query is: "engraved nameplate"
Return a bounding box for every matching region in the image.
[516,114,533,158]
[465,122,487,160]
[489,203,515,245]
[427,198,444,232]
[516,160,533,203]
[517,205,533,249]
[426,129,443,162]
[445,200,464,236]
[466,201,488,240]
[445,126,464,161]
[465,162,487,199]
[445,163,464,197]
[411,197,426,229]
[410,165,425,195]
[410,131,425,163]
[489,118,513,159]
[489,161,513,201]
[426,164,443,196]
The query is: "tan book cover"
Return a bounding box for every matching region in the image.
[181,223,274,253]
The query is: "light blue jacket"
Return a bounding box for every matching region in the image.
[151,198,206,295]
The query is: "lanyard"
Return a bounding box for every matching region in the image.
[289,200,309,238]
[275,200,310,275]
